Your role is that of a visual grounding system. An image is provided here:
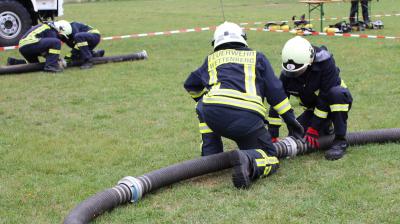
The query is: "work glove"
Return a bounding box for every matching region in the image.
[268,125,280,138]
[304,127,320,149]
[58,58,67,69]
[286,119,305,140]
[271,137,279,143]
[281,110,304,140]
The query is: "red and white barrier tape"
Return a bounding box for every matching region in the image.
[101,27,215,41]
[1,13,399,52]
[246,27,400,40]
[0,46,20,51]
[0,27,216,52]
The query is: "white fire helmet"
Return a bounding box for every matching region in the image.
[212,21,247,49]
[53,20,72,37]
[281,36,315,77]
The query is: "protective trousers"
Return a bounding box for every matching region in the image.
[350,0,369,24]
[327,86,353,137]
[196,101,279,179]
[303,86,353,137]
[19,38,61,70]
[298,110,333,136]
[73,33,101,61]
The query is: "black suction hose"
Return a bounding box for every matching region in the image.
[324,128,400,148]
[0,63,45,75]
[136,149,234,193]
[67,50,148,67]
[63,185,132,224]
[63,128,400,224]
[63,152,234,224]
[0,50,148,75]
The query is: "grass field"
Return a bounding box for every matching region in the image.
[1,0,400,223]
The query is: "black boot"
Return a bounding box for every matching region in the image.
[230,149,279,189]
[92,49,105,58]
[80,60,93,69]
[7,57,27,65]
[230,150,252,189]
[325,138,348,160]
[44,64,63,73]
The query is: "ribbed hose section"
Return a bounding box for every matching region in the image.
[347,128,400,145]
[137,151,235,194]
[63,184,131,224]
[274,137,308,158]
[319,128,400,149]
[63,128,400,224]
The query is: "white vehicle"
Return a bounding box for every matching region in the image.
[0,0,63,46]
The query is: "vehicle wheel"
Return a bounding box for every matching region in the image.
[0,0,32,47]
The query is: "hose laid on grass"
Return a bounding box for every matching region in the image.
[0,50,148,75]
[63,151,234,224]
[323,128,400,148]
[67,50,148,67]
[0,63,45,75]
[63,128,400,224]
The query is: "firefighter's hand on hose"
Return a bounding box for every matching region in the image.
[271,137,279,143]
[304,127,320,149]
[286,119,304,140]
[64,53,73,63]
[281,110,304,139]
[58,58,67,69]
[268,125,280,139]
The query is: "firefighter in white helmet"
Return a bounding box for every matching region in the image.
[54,20,103,69]
[267,36,353,160]
[53,20,72,37]
[184,22,304,189]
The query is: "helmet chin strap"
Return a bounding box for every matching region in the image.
[284,65,309,78]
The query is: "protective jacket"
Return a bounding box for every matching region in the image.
[19,24,58,47]
[59,22,100,49]
[268,46,351,136]
[184,46,291,119]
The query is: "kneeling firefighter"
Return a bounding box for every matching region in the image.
[54,20,103,69]
[10,23,63,72]
[184,22,304,189]
[267,36,353,160]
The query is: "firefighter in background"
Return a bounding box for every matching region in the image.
[11,23,63,72]
[54,20,103,69]
[184,22,304,189]
[350,0,370,26]
[267,36,353,161]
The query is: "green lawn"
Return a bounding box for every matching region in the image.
[1,0,400,223]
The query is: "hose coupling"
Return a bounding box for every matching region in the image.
[117,176,144,203]
[280,136,299,157]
